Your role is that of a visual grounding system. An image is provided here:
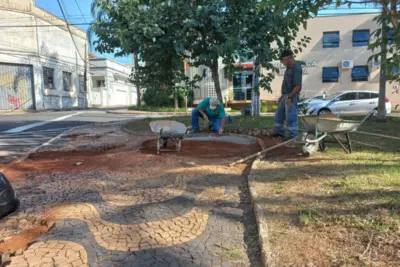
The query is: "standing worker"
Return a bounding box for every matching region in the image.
[272,50,303,139]
[191,97,229,134]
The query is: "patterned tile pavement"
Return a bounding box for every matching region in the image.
[2,145,262,267]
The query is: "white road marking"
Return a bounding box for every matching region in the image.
[0,143,40,146]
[3,112,83,133]
[1,127,73,136]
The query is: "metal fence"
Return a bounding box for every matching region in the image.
[189,60,229,101]
[0,63,34,110]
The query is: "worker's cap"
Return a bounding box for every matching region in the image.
[209,98,219,110]
[280,49,294,60]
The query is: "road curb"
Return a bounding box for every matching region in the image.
[246,137,271,267]
[107,110,191,116]
[107,110,243,116]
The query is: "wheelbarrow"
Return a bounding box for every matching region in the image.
[299,111,375,156]
[149,120,189,154]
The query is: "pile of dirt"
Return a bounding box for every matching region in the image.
[0,226,49,254]
[140,140,261,158]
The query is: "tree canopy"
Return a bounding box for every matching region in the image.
[90,0,332,104]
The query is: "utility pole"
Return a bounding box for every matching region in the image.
[377,8,388,122]
[84,43,89,108]
[133,53,141,107]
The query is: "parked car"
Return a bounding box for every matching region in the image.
[298,94,326,113]
[304,91,392,116]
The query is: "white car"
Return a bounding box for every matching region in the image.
[305,91,392,116]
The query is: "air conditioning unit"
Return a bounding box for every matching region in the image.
[341,60,354,69]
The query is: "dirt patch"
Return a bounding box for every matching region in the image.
[0,226,49,253]
[1,138,260,182]
[140,140,261,158]
[29,150,104,160]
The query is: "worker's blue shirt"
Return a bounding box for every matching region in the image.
[281,63,302,104]
[198,98,226,119]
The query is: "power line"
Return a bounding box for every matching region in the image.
[56,0,86,62]
[0,23,93,28]
[74,0,89,24]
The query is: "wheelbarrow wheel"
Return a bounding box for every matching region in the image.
[162,139,168,148]
[319,139,326,152]
[301,133,319,157]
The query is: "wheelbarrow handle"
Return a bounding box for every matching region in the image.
[359,110,377,126]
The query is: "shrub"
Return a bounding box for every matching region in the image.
[142,87,173,107]
[269,104,278,112]
[261,103,268,113]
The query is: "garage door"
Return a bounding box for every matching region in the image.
[0,63,34,110]
[115,89,128,106]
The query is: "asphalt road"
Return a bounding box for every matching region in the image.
[0,109,143,163]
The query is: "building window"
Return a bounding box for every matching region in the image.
[322,67,339,83]
[79,75,85,92]
[323,31,340,48]
[62,71,72,91]
[353,30,369,47]
[97,80,105,87]
[352,66,369,82]
[43,67,54,89]
[392,66,400,74]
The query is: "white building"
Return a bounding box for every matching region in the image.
[0,0,89,110]
[90,58,137,107]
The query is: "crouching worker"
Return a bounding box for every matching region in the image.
[191,97,231,134]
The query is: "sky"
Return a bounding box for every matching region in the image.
[34,0,381,65]
[34,0,133,64]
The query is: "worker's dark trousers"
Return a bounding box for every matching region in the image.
[274,95,298,138]
[192,109,222,132]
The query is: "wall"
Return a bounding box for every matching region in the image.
[259,13,400,111]
[0,0,89,110]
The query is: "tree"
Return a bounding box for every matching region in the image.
[90,0,333,112]
[90,0,197,109]
[335,0,400,121]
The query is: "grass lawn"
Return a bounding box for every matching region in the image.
[248,117,400,266]
[126,115,400,151]
[128,106,189,112]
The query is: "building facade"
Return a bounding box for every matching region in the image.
[192,13,400,111]
[90,58,136,107]
[0,0,89,110]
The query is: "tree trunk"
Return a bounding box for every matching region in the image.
[185,95,188,116]
[133,54,141,107]
[174,89,179,110]
[210,60,223,101]
[377,10,388,122]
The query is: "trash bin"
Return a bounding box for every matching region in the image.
[242,105,252,116]
[0,172,20,219]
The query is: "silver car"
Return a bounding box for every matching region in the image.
[305,90,392,116]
